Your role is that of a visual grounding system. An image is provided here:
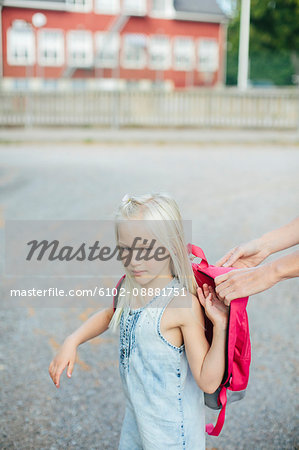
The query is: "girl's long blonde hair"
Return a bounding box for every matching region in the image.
[108,192,199,333]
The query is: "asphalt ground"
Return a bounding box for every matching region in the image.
[0,133,298,449]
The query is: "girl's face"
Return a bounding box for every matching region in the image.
[117,220,172,286]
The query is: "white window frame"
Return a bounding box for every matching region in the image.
[95,0,120,14]
[67,30,93,67]
[122,0,147,16]
[38,29,64,67]
[122,34,147,70]
[150,0,175,18]
[173,36,195,71]
[95,32,120,68]
[7,24,35,66]
[148,35,171,71]
[66,0,93,12]
[197,38,219,73]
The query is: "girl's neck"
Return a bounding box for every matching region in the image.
[132,273,175,306]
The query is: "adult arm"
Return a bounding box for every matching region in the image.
[215,216,299,268]
[215,250,299,305]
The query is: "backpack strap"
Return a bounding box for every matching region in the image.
[206,385,227,436]
[113,275,126,312]
[187,243,209,269]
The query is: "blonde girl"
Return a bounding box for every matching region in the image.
[49,192,229,450]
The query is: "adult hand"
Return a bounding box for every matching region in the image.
[214,264,276,305]
[215,238,269,269]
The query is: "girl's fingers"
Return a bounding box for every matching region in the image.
[198,285,216,311]
[209,286,218,302]
[206,292,212,306]
[203,284,210,297]
[197,287,206,308]
[49,365,55,382]
[208,287,215,302]
[55,363,66,387]
[67,360,74,378]
[55,370,62,387]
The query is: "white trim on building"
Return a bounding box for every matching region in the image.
[122,0,147,16]
[173,36,195,71]
[174,12,228,24]
[7,23,35,65]
[122,33,147,69]
[148,35,171,71]
[66,0,93,12]
[197,38,219,72]
[95,32,120,68]
[149,0,175,19]
[67,30,93,67]
[94,0,120,15]
[38,29,64,66]
[2,1,68,11]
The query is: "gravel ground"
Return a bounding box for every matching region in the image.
[0,136,298,449]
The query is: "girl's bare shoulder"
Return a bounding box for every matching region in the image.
[167,291,204,328]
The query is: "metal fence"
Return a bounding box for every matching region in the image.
[0,88,298,129]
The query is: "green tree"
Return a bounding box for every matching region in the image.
[226,0,299,85]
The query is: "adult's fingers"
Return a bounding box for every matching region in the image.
[222,247,244,267]
[215,277,232,295]
[214,273,229,286]
[223,292,238,305]
[215,248,235,267]
[216,285,236,302]
[215,247,244,268]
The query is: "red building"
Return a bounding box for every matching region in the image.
[0,0,228,89]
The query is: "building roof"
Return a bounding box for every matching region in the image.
[0,0,67,9]
[174,0,227,21]
[1,0,228,22]
[2,0,66,3]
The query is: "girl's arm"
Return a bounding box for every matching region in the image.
[48,306,114,388]
[66,306,114,347]
[180,285,228,394]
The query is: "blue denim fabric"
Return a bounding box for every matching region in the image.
[118,277,206,450]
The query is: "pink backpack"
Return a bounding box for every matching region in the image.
[188,244,251,436]
[112,244,251,437]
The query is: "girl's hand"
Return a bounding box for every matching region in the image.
[48,336,77,388]
[197,284,229,330]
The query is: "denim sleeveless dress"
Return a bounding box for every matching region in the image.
[118,276,206,450]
